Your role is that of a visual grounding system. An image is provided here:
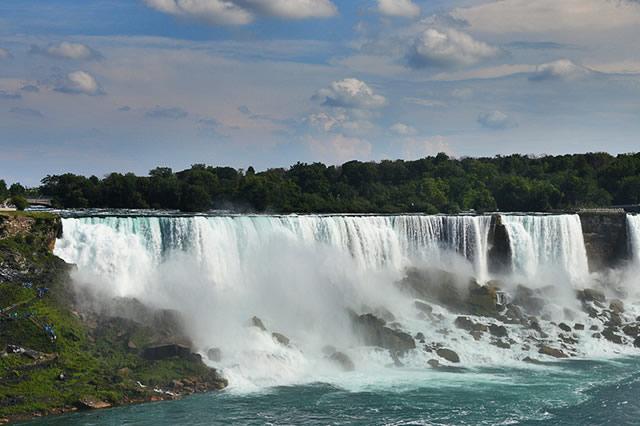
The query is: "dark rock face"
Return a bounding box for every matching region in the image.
[272,332,290,346]
[351,313,415,355]
[602,327,624,344]
[489,324,508,338]
[488,214,512,275]
[538,345,568,358]
[142,344,195,361]
[251,316,266,331]
[328,351,355,372]
[558,323,572,332]
[578,212,629,272]
[436,348,460,363]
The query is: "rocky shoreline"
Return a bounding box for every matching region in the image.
[0,212,227,424]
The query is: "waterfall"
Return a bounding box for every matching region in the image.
[628,214,640,264]
[500,214,589,286]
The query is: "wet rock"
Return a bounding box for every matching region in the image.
[605,312,623,327]
[558,323,572,332]
[523,356,543,365]
[351,313,416,354]
[328,351,355,372]
[609,299,624,314]
[574,324,585,330]
[373,307,395,323]
[529,320,542,332]
[77,397,112,410]
[502,304,527,325]
[602,327,624,344]
[414,300,433,315]
[207,347,222,362]
[492,339,511,349]
[272,332,290,346]
[251,316,266,331]
[589,325,599,331]
[436,348,460,363]
[538,345,568,358]
[577,288,606,304]
[470,330,484,341]
[592,332,601,339]
[513,285,546,315]
[454,316,487,332]
[622,324,640,337]
[415,332,425,342]
[489,324,508,338]
[558,334,578,345]
[634,337,640,348]
[427,359,440,368]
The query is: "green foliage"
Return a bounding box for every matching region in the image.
[10,195,29,211]
[31,152,640,213]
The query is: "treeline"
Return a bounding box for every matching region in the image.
[22,152,640,213]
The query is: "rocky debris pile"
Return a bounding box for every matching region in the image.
[350,311,416,357]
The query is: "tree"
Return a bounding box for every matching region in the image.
[11,195,28,211]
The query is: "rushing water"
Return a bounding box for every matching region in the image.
[46,213,640,425]
[628,214,640,264]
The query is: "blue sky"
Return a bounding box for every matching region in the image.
[1,0,640,185]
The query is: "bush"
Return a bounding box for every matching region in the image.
[11,195,29,211]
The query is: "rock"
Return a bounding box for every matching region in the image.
[328,351,355,372]
[436,348,460,363]
[634,337,640,348]
[493,339,511,349]
[489,324,508,338]
[454,316,488,333]
[574,323,585,330]
[589,325,599,331]
[127,340,138,350]
[538,345,568,358]
[529,320,542,332]
[272,332,290,346]
[622,324,640,337]
[427,359,440,368]
[470,330,484,341]
[558,323,572,332]
[207,347,222,362]
[592,332,601,339]
[610,299,624,314]
[606,312,623,327]
[251,316,266,331]
[523,356,543,364]
[414,300,433,315]
[577,288,606,304]
[513,285,546,315]
[602,327,624,344]
[351,313,416,355]
[77,397,112,410]
[373,307,395,323]
[502,304,527,324]
[142,344,193,361]
[415,332,425,342]
[559,334,578,345]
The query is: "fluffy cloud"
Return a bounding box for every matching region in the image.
[308,133,372,164]
[0,48,11,60]
[477,110,517,130]
[10,107,44,118]
[377,0,420,18]
[390,122,417,136]
[30,42,101,60]
[143,0,336,25]
[529,59,590,82]
[55,71,103,95]
[313,78,386,109]
[145,106,188,119]
[407,28,500,69]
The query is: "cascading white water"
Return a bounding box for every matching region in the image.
[500,214,590,287]
[628,214,640,264]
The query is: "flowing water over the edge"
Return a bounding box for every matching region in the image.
[45,213,640,425]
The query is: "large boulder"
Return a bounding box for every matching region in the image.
[350,312,415,355]
[272,332,290,346]
[436,348,460,363]
[538,345,568,358]
[602,327,624,344]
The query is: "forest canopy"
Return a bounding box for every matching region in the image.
[23,152,640,213]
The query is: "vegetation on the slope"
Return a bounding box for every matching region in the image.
[0,212,225,421]
[29,152,640,213]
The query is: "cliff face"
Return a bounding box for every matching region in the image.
[578,212,630,272]
[487,214,511,275]
[0,213,226,423]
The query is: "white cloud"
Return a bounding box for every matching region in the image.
[313,78,386,109]
[0,48,11,59]
[407,28,500,69]
[377,0,420,18]
[31,42,100,60]
[308,133,372,164]
[451,0,640,36]
[55,70,102,95]
[390,122,417,136]
[477,110,517,130]
[529,59,591,82]
[399,136,453,160]
[143,0,336,25]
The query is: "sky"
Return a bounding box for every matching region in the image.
[1,0,640,185]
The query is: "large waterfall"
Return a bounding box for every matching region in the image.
[54,213,639,390]
[628,214,640,264]
[500,214,590,286]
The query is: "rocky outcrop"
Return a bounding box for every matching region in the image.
[578,211,629,271]
[436,348,460,363]
[487,214,511,274]
[350,312,415,355]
